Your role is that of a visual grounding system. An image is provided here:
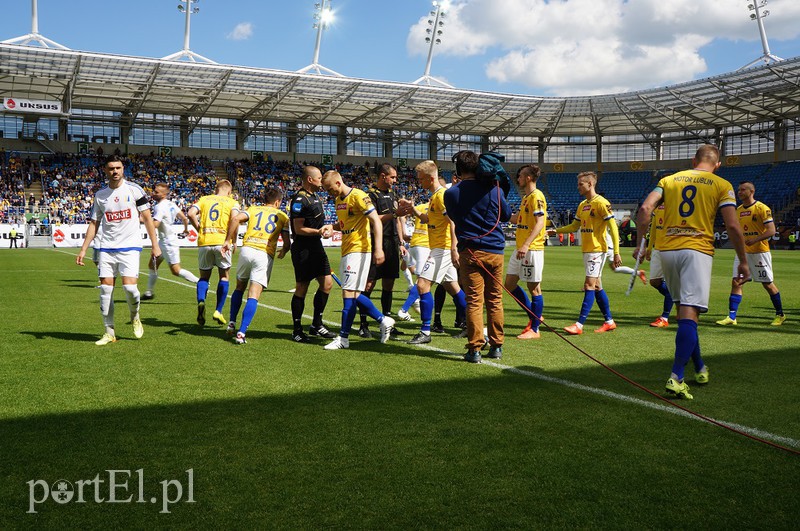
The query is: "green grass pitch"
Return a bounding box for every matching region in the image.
[1,246,798,527]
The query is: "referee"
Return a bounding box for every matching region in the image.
[289,165,337,342]
[357,163,406,338]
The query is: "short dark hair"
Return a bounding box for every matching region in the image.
[376,163,396,177]
[104,154,124,166]
[517,164,541,182]
[265,187,283,203]
[695,144,720,165]
[452,150,479,177]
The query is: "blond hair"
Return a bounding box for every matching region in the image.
[415,160,438,178]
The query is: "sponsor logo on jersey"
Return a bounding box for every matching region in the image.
[105,209,132,222]
[336,203,347,210]
[582,205,591,212]
[740,210,751,217]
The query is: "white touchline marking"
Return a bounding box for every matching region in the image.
[54,249,800,449]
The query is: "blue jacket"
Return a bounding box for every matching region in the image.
[444,180,511,254]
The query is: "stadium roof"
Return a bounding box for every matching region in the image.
[2,43,800,146]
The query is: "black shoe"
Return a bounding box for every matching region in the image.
[431,322,445,334]
[454,319,466,329]
[357,325,373,339]
[141,291,154,301]
[463,350,482,363]
[292,330,312,343]
[407,332,431,345]
[485,346,503,359]
[452,329,468,339]
[309,324,336,339]
[389,327,405,337]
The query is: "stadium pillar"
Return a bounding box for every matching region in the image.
[382,129,392,160]
[235,119,248,151]
[655,133,662,162]
[714,127,723,155]
[481,135,489,154]
[286,122,297,154]
[537,137,545,165]
[774,119,787,160]
[119,112,131,145]
[180,115,189,148]
[337,127,347,156]
[428,133,437,161]
[58,119,67,143]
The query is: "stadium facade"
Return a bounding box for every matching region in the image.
[1,43,800,173]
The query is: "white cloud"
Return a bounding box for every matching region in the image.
[227,22,254,41]
[406,0,800,95]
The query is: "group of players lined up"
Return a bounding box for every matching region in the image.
[76,150,786,390]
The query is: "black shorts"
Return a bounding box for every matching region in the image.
[291,243,331,283]
[368,245,400,281]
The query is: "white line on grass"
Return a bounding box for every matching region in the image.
[55,249,800,449]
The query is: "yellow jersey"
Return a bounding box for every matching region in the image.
[426,187,452,250]
[738,201,773,254]
[242,205,289,257]
[336,188,375,256]
[575,195,614,253]
[516,189,548,251]
[410,202,429,248]
[193,194,240,247]
[655,169,735,255]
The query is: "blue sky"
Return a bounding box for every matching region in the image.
[1,0,799,96]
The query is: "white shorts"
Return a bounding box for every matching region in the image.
[159,239,181,266]
[198,245,231,270]
[341,252,371,292]
[733,252,774,284]
[507,249,544,283]
[236,245,274,288]
[583,252,607,279]
[97,250,140,279]
[408,246,430,274]
[649,249,663,280]
[661,249,713,312]
[419,248,458,285]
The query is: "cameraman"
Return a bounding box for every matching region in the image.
[444,151,511,363]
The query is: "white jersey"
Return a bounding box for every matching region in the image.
[90,180,149,252]
[153,198,181,244]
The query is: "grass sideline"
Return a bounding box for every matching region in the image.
[1,246,798,528]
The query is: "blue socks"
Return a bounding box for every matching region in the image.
[770,292,783,315]
[216,280,229,313]
[655,280,674,319]
[672,319,700,380]
[401,285,419,313]
[728,294,742,319]
[357,294,384,321]
[454,290,467,315]
[595,289,612,321]
[511,286,531,315]
[530,295,544,332]
[420,291,434,332]
[240,298,258,334]
[197,278,209,303]
[229,289,244,323]
[340,297,358,338]
[578,290,596,325]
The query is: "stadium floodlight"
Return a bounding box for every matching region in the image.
[1,0,69,50]
[162,0,217,64]
[413,1,453,88]
[298,0,343,77]
[738,0,783,70]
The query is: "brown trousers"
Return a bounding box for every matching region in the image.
[460,249,505,350]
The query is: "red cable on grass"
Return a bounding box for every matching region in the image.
[464,246,800,457]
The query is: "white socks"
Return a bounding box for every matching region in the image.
[179,269,200,283]
[122,284,140,319]
[614,266,635,275]
[99,284,115,335]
